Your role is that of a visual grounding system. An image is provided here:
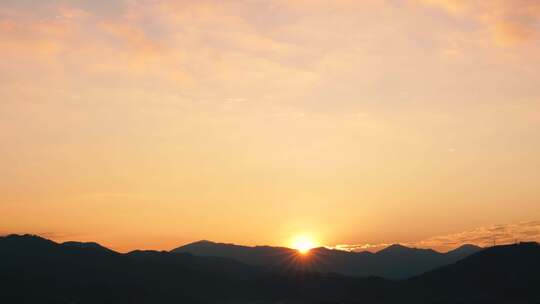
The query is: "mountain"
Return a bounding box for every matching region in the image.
[0,234,538,303]
[0,234,254,303]
[445,243,483,258]
[0,234,388,303]
[62,241,119,254]
[173,240,482,278]
[172,240,304,269]
[397,241,540,303]
[126,249,263,279]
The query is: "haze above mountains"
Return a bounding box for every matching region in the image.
[2,234,539,303]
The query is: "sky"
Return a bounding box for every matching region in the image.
[1,0,539,253]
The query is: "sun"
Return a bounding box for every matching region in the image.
[291,235,317,254]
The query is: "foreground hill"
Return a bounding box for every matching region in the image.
[399,241,540,303]
[1,234,538,304]
[172,240,481,278]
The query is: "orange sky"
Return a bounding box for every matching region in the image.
[1,0,539,253]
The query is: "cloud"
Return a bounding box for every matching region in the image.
[416,220,540,248]
[2,0,538,111]
[422,0,540,45]
[0,0,322,103]
[330,221,540,252]
[329,243,391,252]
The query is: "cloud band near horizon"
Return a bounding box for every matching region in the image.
[330,220,540,252]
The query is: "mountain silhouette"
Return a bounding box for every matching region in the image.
[126,249,263,279]
[396,241,540,303]
[173,240,482,278]
[62,241,119,254]
[1,234,538,303]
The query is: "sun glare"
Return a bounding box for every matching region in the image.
[291,235,317,254]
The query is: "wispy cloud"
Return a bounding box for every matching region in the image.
[415,220,540,248]
[329,243,391,252]
[329,221,540,252]
[422,0,540,45]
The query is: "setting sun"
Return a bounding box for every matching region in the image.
[291,235,317,254]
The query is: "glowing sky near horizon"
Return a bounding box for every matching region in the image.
[1,0,540,252]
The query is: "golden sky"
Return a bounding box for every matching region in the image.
[1,0,539,252]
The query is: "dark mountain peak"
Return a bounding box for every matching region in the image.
[447,244,482,254]
[1,233,52,242]
[311,246,332,252]
[178,240,244,248]
[386,243,408,250]
[377,244,413,254]
[172,240,256,254]
[127,249,151,254]
[190,239,216,245]
[0,234,59,251]
[375,244,441,263]
[62,241,118,254]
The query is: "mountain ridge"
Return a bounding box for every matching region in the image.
[172,239,482,278]
[0,234,537,304]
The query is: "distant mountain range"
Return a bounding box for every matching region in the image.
[1,234,538,304]
[172,240,481,278]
